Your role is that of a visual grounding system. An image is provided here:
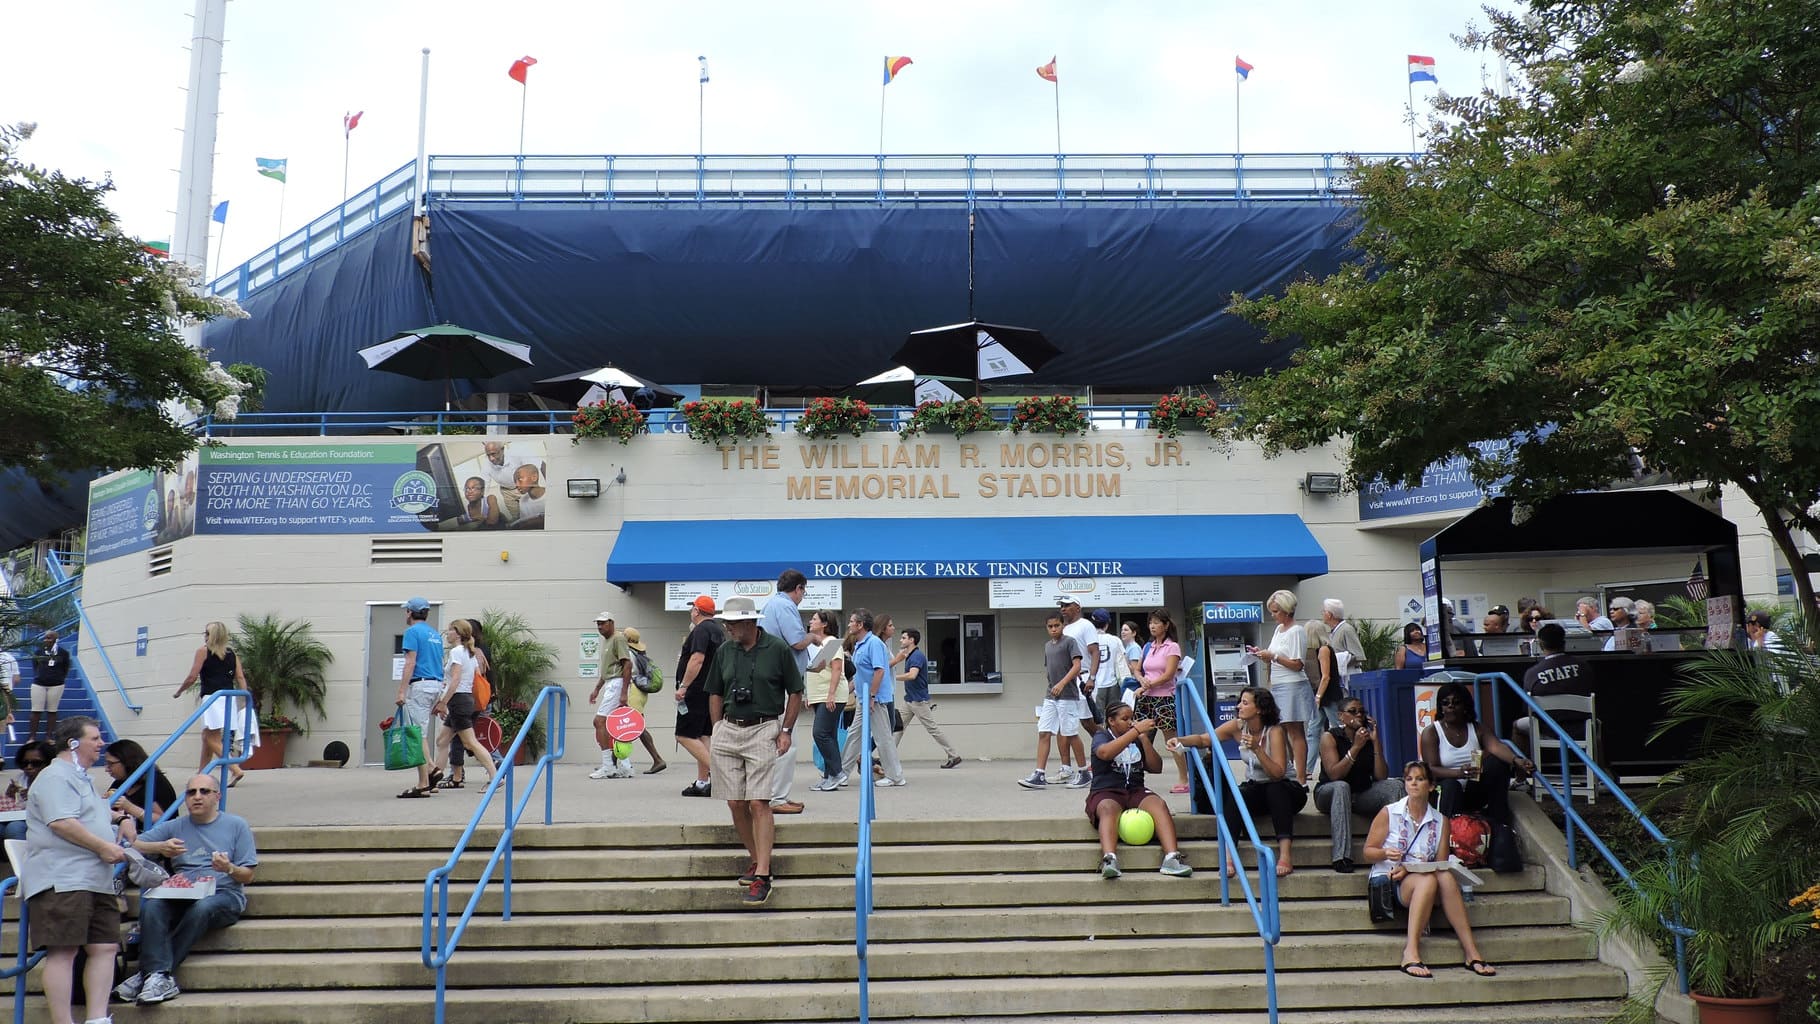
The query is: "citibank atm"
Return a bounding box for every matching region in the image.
[1201,601,1268,756]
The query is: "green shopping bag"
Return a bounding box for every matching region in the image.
[384,718,426,771]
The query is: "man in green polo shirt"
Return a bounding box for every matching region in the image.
[704,597,804,907]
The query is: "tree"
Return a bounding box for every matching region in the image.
[0,123,245,484]
[1220,1,1820,614]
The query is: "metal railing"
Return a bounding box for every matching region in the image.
[193,404,1162,439]
[422,684,568,1024]
[46,549,138,716]
[6,690,253,1024]
[1482,672,1689,993]
[854,688,880,1024]
[206,151,1402,302]
[1176,681,1281,1022]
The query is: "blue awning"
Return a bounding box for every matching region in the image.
[606,514,1326,583]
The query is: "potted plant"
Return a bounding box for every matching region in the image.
[899,397,1001,441]
[1149,391,1222,438]
[231,614,333,769]
[478,609,559,761]
[794,397,878,439]
[1009,395,1092,436]
[571,398,646,444]
[1598,637,1819,1022]
[679,399,772,445]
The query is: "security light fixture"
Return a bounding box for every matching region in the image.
[567,478,602,499]
[1302,472,1342,495]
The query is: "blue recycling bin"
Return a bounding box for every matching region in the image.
[1347,668,1448,772]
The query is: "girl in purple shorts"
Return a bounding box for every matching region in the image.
[1086,702,1193,879]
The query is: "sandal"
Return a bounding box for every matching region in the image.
[427,768,445,789]
[397,787,435,799]
[1169,783,1190,794]
[1400,961,1433,979]
[437,777,464,789]
[1466,959,1497,977]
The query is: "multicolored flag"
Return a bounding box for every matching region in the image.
[508,56,538,84]
[211,201,229,224]
[1036,58,1057,83]
[698,56,709,84]
[141,240,170,258]
[883,56,913,84]
[1686,561,1709,602]
[1408,55,1437,83]
[255,157,287,183]
[343,110,363,134]
[1235,56,1254,79]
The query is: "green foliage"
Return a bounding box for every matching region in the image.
[477,609,558,756]
[224,362,266,414]
[231,614,333,735]
[679,399,771,446]
[0,123,245,482]
[899,398,1001,441]
[1219,1,1820,614]
[1599,634,1820,1002]
[1353,618,1401,671]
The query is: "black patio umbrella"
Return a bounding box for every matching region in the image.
[532,365,683,408]
[890,320,1061,395]
[357,324,535,409]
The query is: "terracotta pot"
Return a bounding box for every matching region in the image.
[1690,991,1781,1024]
[242,729,293,770]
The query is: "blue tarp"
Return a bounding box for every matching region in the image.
[606,514,1328,583]
[0,470,92,552]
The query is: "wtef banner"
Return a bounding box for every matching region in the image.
[87,440,549,562]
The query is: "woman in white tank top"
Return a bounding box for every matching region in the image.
[1417,681,1532,825]
[1363,760,1496,978]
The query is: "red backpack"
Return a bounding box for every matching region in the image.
[1449,813,1493,867]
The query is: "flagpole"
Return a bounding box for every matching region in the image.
[879,67,887,154]
[1408,78,1417,152]
[698,78,704,156]
[342,120,351,204]
[277,180,287,239]
[213,216,226,278]
[1052,66,1062,154]
[1235,78,1242,154]
[519,79,529,157]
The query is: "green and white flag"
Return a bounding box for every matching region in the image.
[255,157,287,183]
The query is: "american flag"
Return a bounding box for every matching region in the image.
[1686,560,1709,602]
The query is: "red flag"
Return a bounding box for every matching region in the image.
[508,56,538,84]
[343,110,363,134]
[1036,58,1057,83]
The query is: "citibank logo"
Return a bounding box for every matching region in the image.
[390,471,438,514]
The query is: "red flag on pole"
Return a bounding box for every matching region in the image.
[343,111,363,134]
[508,56,538,83]
[1036,58,1057,83]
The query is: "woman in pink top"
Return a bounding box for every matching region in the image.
[1134,609,1189,793]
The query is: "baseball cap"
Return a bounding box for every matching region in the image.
[402,597,430,613]
[1089,608,1111,626]
[623,627,646,652]
[1055,595,1081,607]
[691,595,716,615]
[718,596,763,622]
[594,610,616,623]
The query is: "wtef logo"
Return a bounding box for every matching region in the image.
[390,471,438,515]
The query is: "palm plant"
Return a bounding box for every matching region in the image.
[1599,618,1820,1008]
[232,614,333,734]
[478,609,559,757]
[1354,618,1402,671]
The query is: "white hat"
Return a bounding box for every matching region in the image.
[594,610,616,623]
[718,597,762,622]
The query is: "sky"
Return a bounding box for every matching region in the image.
[2,1,1511,273]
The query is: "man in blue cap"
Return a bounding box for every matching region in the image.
[394,597,443,798]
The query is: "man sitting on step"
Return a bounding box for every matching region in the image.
[116,774,258,1006]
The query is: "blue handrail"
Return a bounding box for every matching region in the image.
[854,688,877,1024]
[45,550,138,715]
[1175,681,1280,1023]
[194,404,1168,439]
[2,875,46,1024]
[422,684,568,1024]
[1481,672,1689,994]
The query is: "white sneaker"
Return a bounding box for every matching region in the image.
[612,765,635,779]
[812,777,840,792]
[113,972,144,1002]
[1159,852,1193,877]
[588,765,615,779]
[1101,853,1121,879]
[874,776,906,787]
[834,771,851,789]
[1054,764,1077,781]
[137,971,179,1004]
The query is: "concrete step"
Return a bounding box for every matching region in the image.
[146,928,1596,992]
[157,893,1567,955]
[96,964,1629,1023]
[257,839,1413,884]
[234,866,1548,918]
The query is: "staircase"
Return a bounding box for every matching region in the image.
[4,549,117,763]
[3,813,1627,1024]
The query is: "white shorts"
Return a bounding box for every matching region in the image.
[30,683,62,714]
[594,678,626,718]
[1072,699,1096,721]
[1036,699,1081,737]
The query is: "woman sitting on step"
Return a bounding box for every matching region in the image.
[1362,760,1497,979]
[1171,686,1307,879]
[1087,702,1192,879]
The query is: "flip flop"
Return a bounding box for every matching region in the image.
[1466,959,1497,977]
[397,787,434,799]
[1169,783,1190,794]
[1400,961,1432,979]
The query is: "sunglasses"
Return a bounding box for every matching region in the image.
[19,760,44,768]
[185,787,219,796]
[1438,696,1470,706]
